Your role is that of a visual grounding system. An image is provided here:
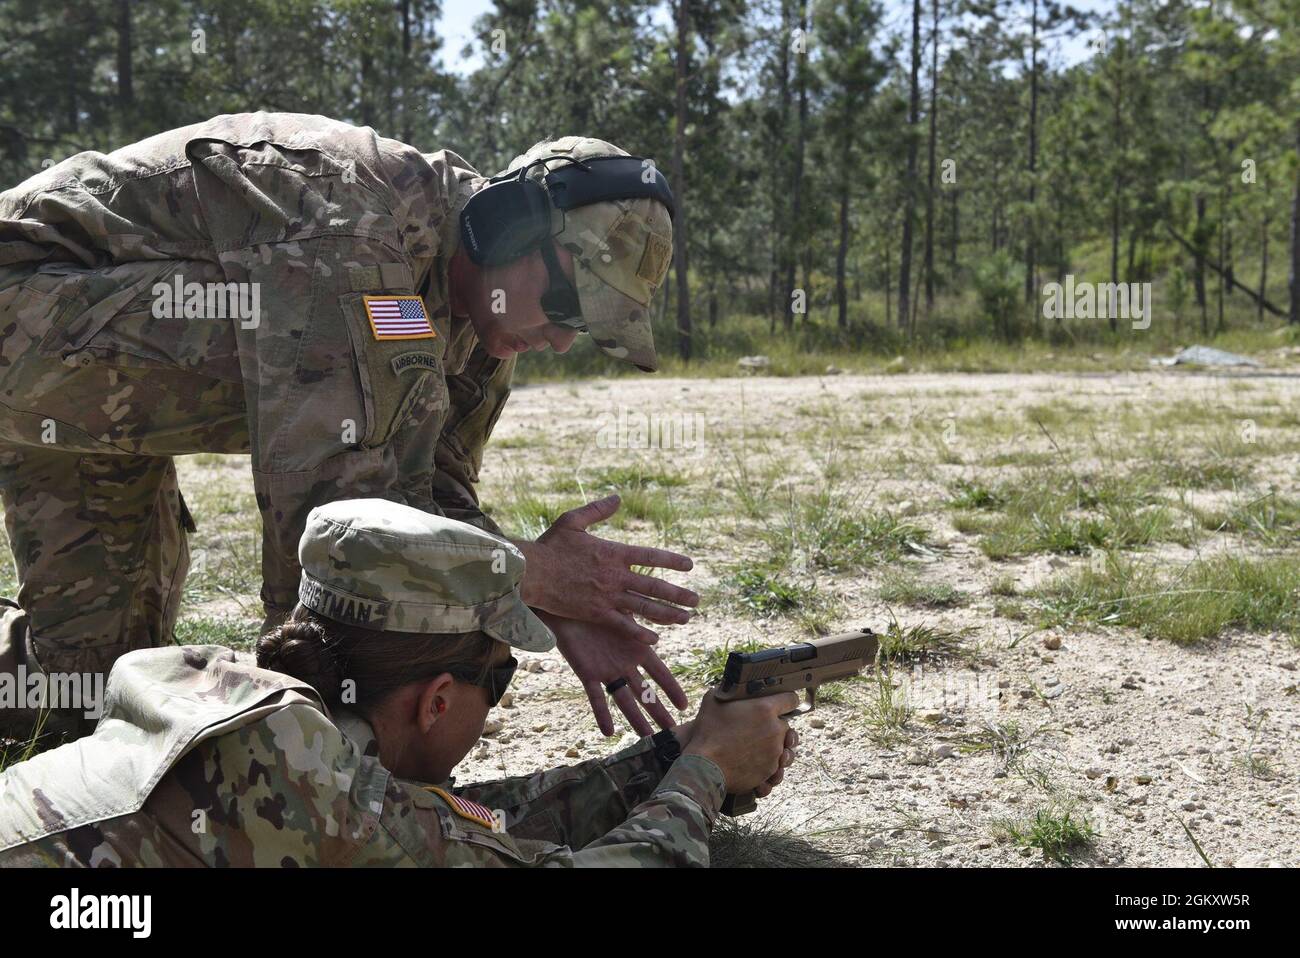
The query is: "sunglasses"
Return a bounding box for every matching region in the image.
[539,240,587,332]
[449,656,518,707]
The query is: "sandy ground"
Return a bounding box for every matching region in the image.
[153,367,1300,866]
[440,368,1300,867]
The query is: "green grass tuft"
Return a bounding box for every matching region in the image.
[877,613,964,662]
[174,616,262,651]
[1194,491,1300,545]
[878,572,967,608]
[950,469,1183,558]
[995,805,1097,866]
[674,637,766,686]
[1036,553,1300,644]
[728,569,817,618]
[863,665,912,747]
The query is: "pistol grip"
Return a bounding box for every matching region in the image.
[721,790,758,816]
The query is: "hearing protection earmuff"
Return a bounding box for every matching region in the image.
[459,154,675,267]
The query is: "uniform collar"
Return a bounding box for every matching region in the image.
[332,708,460,789]
[333,709,382,759]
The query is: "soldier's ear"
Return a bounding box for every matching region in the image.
[415,673,457,734]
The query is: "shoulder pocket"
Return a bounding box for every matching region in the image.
[338,291,449,449]
[384,781,544,867]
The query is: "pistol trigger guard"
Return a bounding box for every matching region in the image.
[780,688,816,720]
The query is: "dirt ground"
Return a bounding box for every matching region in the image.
[172,367,1298,867]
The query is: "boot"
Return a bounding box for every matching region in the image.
[0,599,94,751]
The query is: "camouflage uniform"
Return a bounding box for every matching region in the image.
[0,645,724,866]
[0,113,516,684]
[0,501,725,866]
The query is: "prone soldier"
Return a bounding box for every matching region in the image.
[0,499,800,867]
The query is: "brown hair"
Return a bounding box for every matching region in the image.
[256,604,498,713]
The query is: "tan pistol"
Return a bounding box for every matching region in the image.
[713,627,879,816]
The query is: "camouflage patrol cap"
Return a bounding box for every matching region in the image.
[297,499,555,652]
[502,136,674,372]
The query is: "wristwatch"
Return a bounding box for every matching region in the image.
[651,728,682,771]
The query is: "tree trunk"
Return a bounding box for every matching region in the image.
[1258,216,1268,323]
[1217,191,1226,333]
[950,189,958,272]
[898,0,922,331]
[1108,67,1122,332]
[884,241,892,326]
[923,0,939,319]
[768,260,778,333]
[1224,169,1235,295]
[837,164,850,329]
[1195,195,1208,331]
[1196,80,1210,329]
[1024,0,1039,305]
[1290,126,1300,325]
[361,51,374,127]
[672,0,692,361]
[65,77,78,135]
[400,0,413,143]
[783,0,810,331]
[115,0,134,114]
[1108,185,1120,335]
[1055,192,1066,283]
[771,0,792,328]
[910,259,923,331]
[1167,224,1285,317]
[1226,222,1234,295]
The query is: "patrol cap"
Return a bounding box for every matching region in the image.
[297,499,555,653]
[501,136,674,372]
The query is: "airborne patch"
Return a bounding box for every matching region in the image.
[364,295,436,340]
[637,233,673,287]
[426,787,500,830]
[390,351,441,375]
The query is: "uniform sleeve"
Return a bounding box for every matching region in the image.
[432,343,516,537]
[541,755,726,867]
[396,753,726,868]
[452,734,668,848]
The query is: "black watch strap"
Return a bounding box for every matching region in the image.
[651,728,682,770]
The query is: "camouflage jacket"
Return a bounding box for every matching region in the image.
[0,112,514,618]
[0,646,726,867]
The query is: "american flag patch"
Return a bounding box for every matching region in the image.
[363,295,436,340]
[427,787,499,830]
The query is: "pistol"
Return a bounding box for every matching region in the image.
[713,627,879,816]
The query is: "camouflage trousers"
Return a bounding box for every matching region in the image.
[0,268,224,709]
[0,445,193,681]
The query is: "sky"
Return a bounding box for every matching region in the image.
[436,0,1122,76]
